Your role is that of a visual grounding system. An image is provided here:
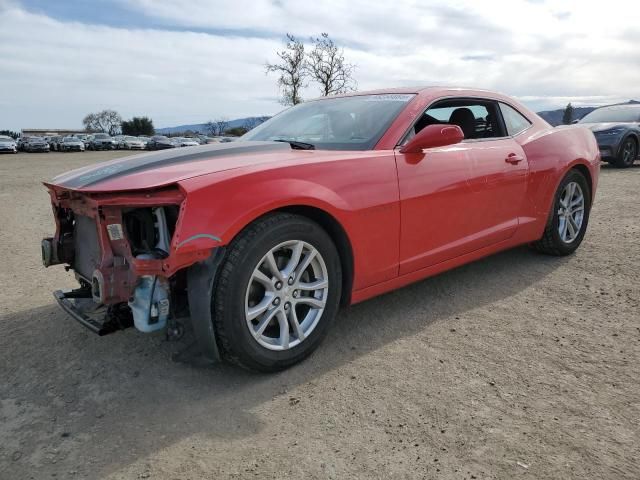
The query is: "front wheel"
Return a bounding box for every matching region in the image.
[213,213,342,372]
[531,169,591,256]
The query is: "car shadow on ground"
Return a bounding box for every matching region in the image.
[1,245,569,477]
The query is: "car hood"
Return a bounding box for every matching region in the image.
[0,140,15,145]
[47,141,300,191]
[579,122,636,132]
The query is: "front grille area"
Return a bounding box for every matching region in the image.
[73,215,101,279]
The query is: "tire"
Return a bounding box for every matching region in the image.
[531,169,591,256]
[213,213,342,372]
[611,137,637,168]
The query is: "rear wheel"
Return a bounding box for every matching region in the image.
[611,137,637,168]
[531,169,591,256]
[213,213,342,371]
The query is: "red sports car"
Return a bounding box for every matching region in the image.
[42,87,600,371]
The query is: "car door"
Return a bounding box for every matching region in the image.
[395,97,529,275]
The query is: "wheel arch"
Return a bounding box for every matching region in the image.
[218,204,355,307]
[620,131,639,154]
[570,162,593,200]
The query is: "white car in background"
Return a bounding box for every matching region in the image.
[173,137,200,147]
[0,135,18,153]
[119,136,146,150]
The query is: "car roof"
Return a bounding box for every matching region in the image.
[313,86,516,103]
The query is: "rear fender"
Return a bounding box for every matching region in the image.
[519,126,599,235]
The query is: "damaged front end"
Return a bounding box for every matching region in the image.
[42,184,223,362]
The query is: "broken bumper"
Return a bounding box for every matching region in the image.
[53,290,130,336]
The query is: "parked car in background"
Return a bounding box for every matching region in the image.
[173,137,200,147]
[577,104,640,168]
[42,86,600,372]
[48,136,62,151]
[24,137,50,152]
[146,135,176,150]
[83,135,94,149]
[17,137,30,151]
[119,136,146,150]
[89,133,116,150]
[0,135,18,153]
[60,136,85,152]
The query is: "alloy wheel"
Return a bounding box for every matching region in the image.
[244,240,329,351]
[557,181,585,243]
[622,139,637,165]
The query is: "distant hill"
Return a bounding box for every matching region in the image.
[156,116,270,135]
[537,100,640,126]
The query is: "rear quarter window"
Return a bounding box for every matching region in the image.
[500,103,532,136]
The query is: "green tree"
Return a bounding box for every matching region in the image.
[121,116,155,136]
[562,103,574,125]
[0,130,19,139]
[226,127,248,136]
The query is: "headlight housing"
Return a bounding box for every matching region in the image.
[596,128,625,136]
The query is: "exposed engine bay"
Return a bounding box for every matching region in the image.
[41,186,207,347]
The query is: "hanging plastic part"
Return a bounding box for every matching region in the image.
[153,207,170,255]
[128,253,170,333]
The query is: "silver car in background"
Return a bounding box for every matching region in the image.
[89,133,116,150]
[60,136,85,152]
[0,135,18,153]
[173,137,200,147]
[24,137,50,152]
[119,136,146,150]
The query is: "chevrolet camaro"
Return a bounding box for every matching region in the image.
[42,87,600,371]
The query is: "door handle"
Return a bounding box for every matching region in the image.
[505,153,524,164]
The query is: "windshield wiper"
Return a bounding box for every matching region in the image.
[273,139,315,150]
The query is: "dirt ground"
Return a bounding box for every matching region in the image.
[1,151,639,480]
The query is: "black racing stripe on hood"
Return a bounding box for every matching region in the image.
[53,141,290,189]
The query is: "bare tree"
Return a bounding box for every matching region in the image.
[204,118,230,136]
[266,34,307,106]
[215,117,229,136]
[243,116,270,131]
[306,33,356,96]
[83,110,122,135]
[204,121,217,136]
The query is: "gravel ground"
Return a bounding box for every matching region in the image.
[1,151,639,480]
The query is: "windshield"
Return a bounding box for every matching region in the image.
[29,137,44,142]
[64,137,77,142]
[580,106,640,123]
[95,133,110,139]
[242,94,415,150]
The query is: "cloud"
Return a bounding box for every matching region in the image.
[0,0,638,130]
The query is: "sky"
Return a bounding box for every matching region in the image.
[0,0,638,131]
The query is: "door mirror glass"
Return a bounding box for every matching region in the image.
[399,124,464,154]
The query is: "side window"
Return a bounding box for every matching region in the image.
[408,98,506,142]
[499,103,531,136]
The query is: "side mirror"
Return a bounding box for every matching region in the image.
[399,124,464,154]
[571,119,579,124]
